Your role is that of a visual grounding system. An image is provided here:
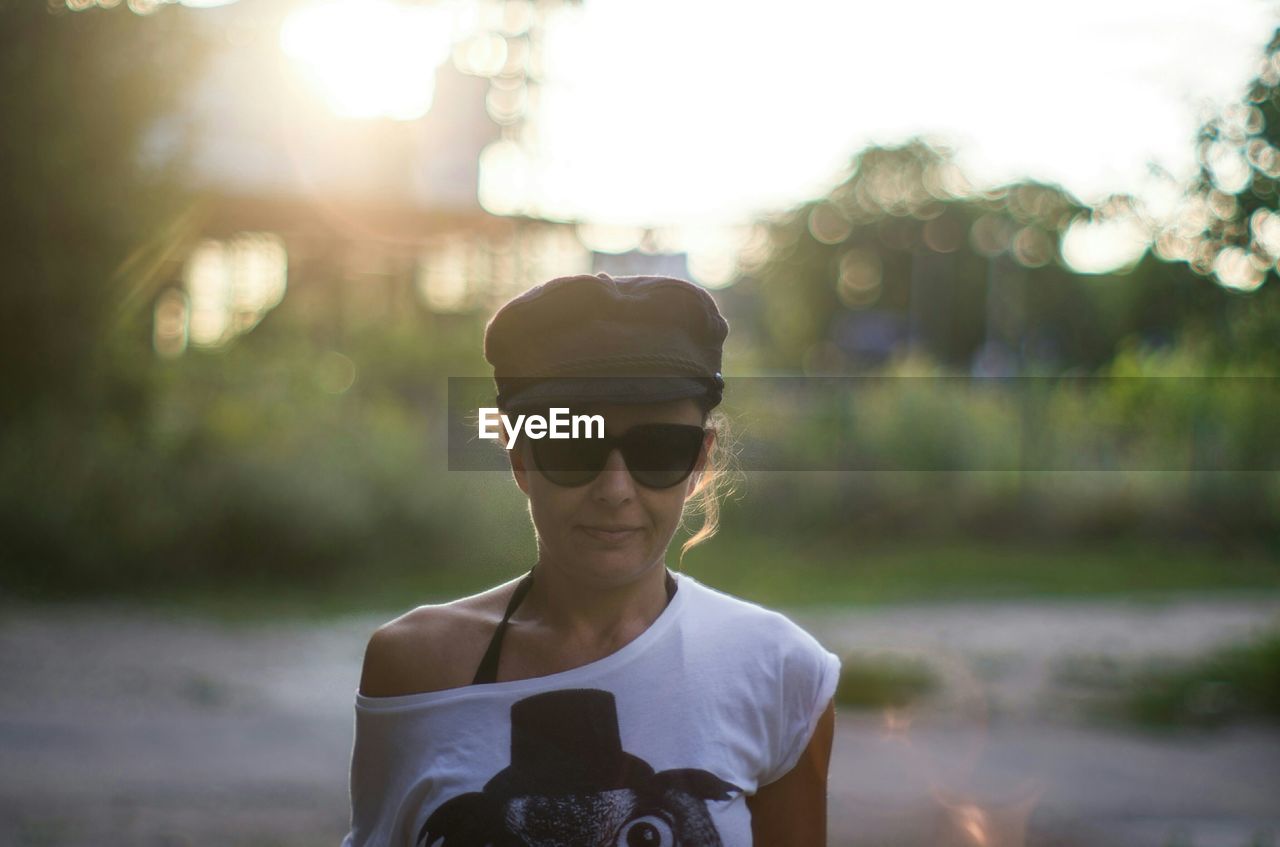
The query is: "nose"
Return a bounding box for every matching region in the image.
[590,447,637,505]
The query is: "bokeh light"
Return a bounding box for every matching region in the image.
[182,233,288,348]
[1060,214,1149,275]
[478,139,533,216]
[1213,245,1266,291]
[837,248,883,309]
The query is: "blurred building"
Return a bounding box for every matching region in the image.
[149,0,644,357]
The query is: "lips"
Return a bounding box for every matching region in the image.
[580,525,641,542]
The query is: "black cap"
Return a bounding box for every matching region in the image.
[484,272,729,413]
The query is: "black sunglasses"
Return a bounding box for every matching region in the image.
[526,423,708,489]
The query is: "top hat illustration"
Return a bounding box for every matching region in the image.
[485,688,658,796]
[417,688,740,847]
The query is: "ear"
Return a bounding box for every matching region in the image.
[701,427,717,460]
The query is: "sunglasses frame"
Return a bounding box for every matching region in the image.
[524,422,710,489]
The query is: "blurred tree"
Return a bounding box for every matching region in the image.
[744,139,1149,372]
[1145,26,1280,367]
[0,1,211,424]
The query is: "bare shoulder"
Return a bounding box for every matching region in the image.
[358,578,522,699]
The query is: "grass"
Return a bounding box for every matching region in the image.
[4,535,1277,625]
[1150,835,1277,847]
[834,652,939,709]
[1121,629,1280,728]
[1052,629,1280,729]
[34,559,520,625]
[679,534,1280,607]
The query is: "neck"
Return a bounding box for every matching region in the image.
[519,557,672,646]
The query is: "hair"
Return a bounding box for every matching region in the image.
[676,400,740,568]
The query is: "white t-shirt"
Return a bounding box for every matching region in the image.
[342,572,842,847]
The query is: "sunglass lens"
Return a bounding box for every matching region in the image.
[531,436,607,487]
[529,424,705,489]
[624,424,705,489]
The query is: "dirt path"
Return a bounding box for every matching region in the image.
[1,595,1277,846]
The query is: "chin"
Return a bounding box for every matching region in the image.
[563,546,660,586]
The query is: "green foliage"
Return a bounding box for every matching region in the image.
[1051,628,1280,730]
[1124,629,1280,728]
[686,533,1280,607]
[1186,29,1280,272]
[746,69,1280,373]
[5,310,1279,602]
[713,346,1280,550]
[0,318,529,599]
[0,2,212,419]
[744,139,1184,373]
[4,8,1279,607]
[834,652,938,710]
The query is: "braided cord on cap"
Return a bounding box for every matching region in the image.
[543,351,711,377]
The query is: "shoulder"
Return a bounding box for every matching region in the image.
[358,578,520,698]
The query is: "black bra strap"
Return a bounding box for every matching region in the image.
[471,569,535,686]
[470,568,678,686]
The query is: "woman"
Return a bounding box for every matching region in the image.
[344,273,840,846]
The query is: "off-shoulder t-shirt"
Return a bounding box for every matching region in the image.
[341,572,841,847]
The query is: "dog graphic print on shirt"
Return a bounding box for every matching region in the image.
[417,688,741,846]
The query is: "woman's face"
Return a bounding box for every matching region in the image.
[509,399,714,589]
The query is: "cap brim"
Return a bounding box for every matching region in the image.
[500,376,712,413]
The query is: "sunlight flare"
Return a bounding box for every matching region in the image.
[280,0,454,121]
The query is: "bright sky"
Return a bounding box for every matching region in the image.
[520,0,1279,227]
[268,0,1280,273]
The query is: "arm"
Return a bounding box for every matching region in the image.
[746,698,836,846]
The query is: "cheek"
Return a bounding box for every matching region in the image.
[526,485,579,535]
[649,491,692,530]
